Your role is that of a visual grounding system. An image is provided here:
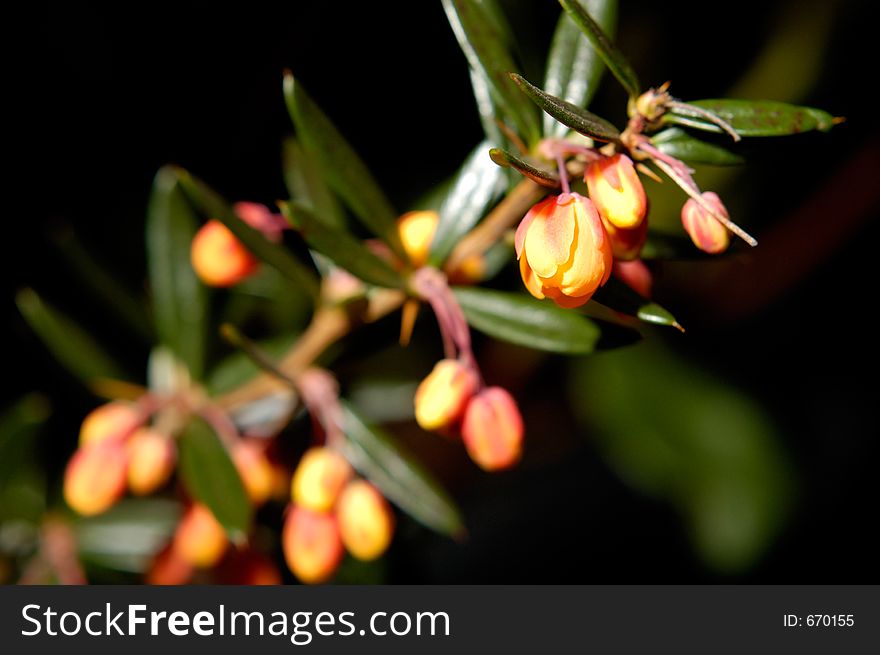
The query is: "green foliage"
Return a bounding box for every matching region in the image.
[652,128,745,167]
[0,395,50,525]
[592,278,682,330]
[666,99,837,137]
[489,148,561,188]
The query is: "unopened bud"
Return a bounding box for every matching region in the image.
[172,504,228,568]
[461,387,524,471]
[126,428,176,496]
[79,401,141,446]
[337,480,394,561]
[63,441,128,516]
[397,210,438,267]
[603,214,648,261]
[585,154,648,229]
[282,506,343,584]
[414,359,478,432]
[681,192,730,254]
[613,259,653,298]
[232,441,275,506]
[291,447,353,513]
[191,220,259,287]
[233,201,286,243]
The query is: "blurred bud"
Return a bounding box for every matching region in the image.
[291,447,353,513]
[337,480,394,561]
[146,543,194,585]
[126,428,176,496]
[322,266,366,305]
[63,441,128,516]
[282,506,344,584]
[613,259,653,298]
[79,401,141,446]
[603,213,648,261]
[172,504,228,568]
[448,253,485,285]
[584,154,648,230]
[414,359,479,432]
[461,387,524,471]
[515,193,612,308]
[232,441,275,506]
[681,192,730,254]
[397,210,438,267]
[233,201,286,243]
[217,549,282,585]
[190,220,259,287]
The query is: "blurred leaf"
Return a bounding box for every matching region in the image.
[651,128,745,166]
[666,99,837,137]
[146,167,209,379]
[16,288,126,384]
[510,73,620,143]
[340,403,465,538]
[282,137,346,230]
[0,395,50,525]
[544,0,617,138]
[283,73,406,259]
[489,148,561,188]
[592,278,682,331]
[281,203,404,288]
[429,141,506,265]
[178,419,250,543]
[468,68,506,147]
[454,287,601,354]
[208,334,298,395]
[442,0,540,145]
[228,390,298,439]
[571,342,793,571]
[0,395,49,485]
[558,0,639,98]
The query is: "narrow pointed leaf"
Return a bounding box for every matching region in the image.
[340,403,465,538]
[558,0,640,98]
[146,167,208,378]
[666,99,838,137]
[178,418,250,543]
[544,0,618,137]
[511,73,620,143]
[282,137,346,230]
[489,148,561,188]
[592,277,682,330]
[651,128,745,166]
[454,287,601,354]
[469,68,506,146]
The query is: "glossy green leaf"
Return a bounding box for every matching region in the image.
[442,0,540,146]
[666,99,837,137]
[592,277,683,330]
[146,167,209,379]
[510,73,620,143]
[429,140,506,265]
[178,419,250,543]
[283,73,405,258]
[489,148,561,188]
[16,288,126,384]
[558,0,640,98]
[281,203,404,288]
[454,287,601,354]
[340,403,465,538]
[173,168,319,299]
[651,128,745,166]
[544,0,617,138]
[282,137,346,230]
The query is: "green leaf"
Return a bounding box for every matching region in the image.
[442,0,540,145]
[340,403,465,538]
[592,277,683,331]
[0,395,50,489]
[281,203,404,289]
[16,288,126,384]
[146,167,209,379]
[510,73,620,143]
[207,334,298,395]
[453,287,601,354]
[282,137,346,230]
[666,99,838,137]
[177,419,251,543]
[544,0,617,138]
[558,0,640,98]
[489,148,561,188]
[651,128,745,166]
[469,68,506,147]
[173,168,319,299]
[429,141,506,265]
[283,73,405,259]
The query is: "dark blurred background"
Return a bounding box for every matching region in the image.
[5,0,878,582]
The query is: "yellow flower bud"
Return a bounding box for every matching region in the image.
[515,193,612,308]
[397,210,438,267]
[190,219,259,287]
[461,387,524,472]
[172,504,228,568]
[126,428,176,496]
[414,359,478,432]
[63,441,128,516]
[232,440,275,506]
[282,506,343,584]
[681,192,730,254]
[584,153,647,229]
[79,401,141,446]
[291,447,353,513]
[337,480,394,561]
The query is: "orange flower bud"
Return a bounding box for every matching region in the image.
[291,447,353,513]
[79,401,141,446]
[232,441,275,506]
[146,543,194,585]
[126,428,176,496]
[63,441,128,516]
[613,259,653,298]
[190,219,259,287]
[282,506,343,584]
[448,253,485,285]
[603,213,648,261]
[336,480,394,561]
[461,387,524,471]
[515,193,612,308]
[681,192,730,254]
[397,210,438,267]
[413,359,479,432]
[584,153,647,229]
[172,504,228,568]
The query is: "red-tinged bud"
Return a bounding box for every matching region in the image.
[584,153,648,230]
[217,549,282,585]
[291,447,353,513]
[414,359,479,432]
[233,201,286,243]
[146,543,194,585]
[191,220,259,287]
[613,259,653,298]
[126,428,176,496]
[461,387,524,472]
[336,480,395,561]
[681,192,730,254]
[63,440,128,516]
[79,401,142,446]
[232,441,275,506]
[172,504,228,568]
[516,193,612,308]
[397,210,438,267]
[603,212,648,261]
[282,506,344,584]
